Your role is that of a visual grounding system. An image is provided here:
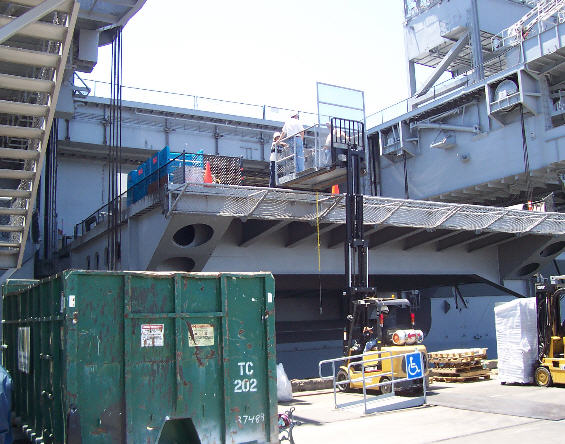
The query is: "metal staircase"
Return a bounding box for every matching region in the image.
[0,0,78,269]
[518,0,565,33]
[494,0,565,48]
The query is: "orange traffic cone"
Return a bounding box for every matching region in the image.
[203,161,213,184]
[331,184,340,194]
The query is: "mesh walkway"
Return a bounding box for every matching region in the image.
[168,184,565,236]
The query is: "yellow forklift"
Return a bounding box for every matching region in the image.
[534,277,565,386]
[337,296,427,394]
[328,117,427,395]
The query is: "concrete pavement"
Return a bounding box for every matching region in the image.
[279,378,565,443]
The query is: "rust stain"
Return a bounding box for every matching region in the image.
[186,318,206,367]
[238,328,245,338]
[230,407,240,413]
[91,428,105,435]
[247,343,252,349]
[193,349,205,367]
[176,353,190,386]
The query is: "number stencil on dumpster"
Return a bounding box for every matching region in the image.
[234,361,258,393]
[187,323,214,347]
[140,323,164,347]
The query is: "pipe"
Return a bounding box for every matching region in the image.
[411,122,480,133]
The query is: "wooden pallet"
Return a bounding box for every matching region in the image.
[430,365,485,376]
[428,348,487,360]
[430,373,491,383]
[431,367,489,378]
[428,348,490,382]
[430,358,484,367]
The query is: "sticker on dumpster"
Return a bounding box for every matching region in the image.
[17,327,30,373]
[141,324,164,347]
[188,324,214,347]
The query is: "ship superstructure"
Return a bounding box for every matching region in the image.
[4,0,565,377]
[371,0,565,209]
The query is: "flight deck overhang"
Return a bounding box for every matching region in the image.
[167,184,565,237]
[70,183,565,283]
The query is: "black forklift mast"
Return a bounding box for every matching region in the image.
[535,278,565,360]
[330,117,377,355]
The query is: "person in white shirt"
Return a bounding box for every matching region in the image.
[280,112,305,173]
[269,132,287,187]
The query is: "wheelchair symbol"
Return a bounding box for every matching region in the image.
[405,353,423,380]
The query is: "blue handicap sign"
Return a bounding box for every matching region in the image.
[405,352,424,380]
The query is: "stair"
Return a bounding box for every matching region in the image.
[495,0,565,49]
[0,0,79,268]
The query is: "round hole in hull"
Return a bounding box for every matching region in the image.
[156,257,195,272]
[540,241,565,257]
[517,262,539,277]
[172,224,214,247]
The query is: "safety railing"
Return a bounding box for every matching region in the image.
[404,0,443,19]
[275,123,330,185]
[75,78,325,127]
[74,151,243,239]
[492,0,565,50]
[366,74,477,129]
[319,350,426,414]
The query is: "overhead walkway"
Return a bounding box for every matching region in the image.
[161,183,565,279]
[167,183,565,237]
[0,0,78,268]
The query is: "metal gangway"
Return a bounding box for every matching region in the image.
[275,118,365,191]
[493,0,565,49]
[319,349,427,414]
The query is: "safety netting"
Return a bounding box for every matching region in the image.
[167,184,565,236]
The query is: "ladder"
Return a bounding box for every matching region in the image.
[0,0,79,269]
[521,0,565,33]
[509,0,565,43]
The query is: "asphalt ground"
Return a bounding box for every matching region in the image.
[278,377,565,443]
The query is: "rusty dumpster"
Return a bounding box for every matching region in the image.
[2,270,277,443]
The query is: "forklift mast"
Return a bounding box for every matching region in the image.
[535,278,564,361]
[330,118,373,299]
[329,117,377,354]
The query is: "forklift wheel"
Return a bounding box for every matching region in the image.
[336,369,351,392]
[379,376,392,395]
[534,366,552,387]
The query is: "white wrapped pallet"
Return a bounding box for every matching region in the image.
[494,298,538,384]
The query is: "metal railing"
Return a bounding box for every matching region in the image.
[492,0,565,50]
[73,151,243,239]
[275,123,330,184]
[76,78,325,127]
[404,0,443,19]
[366,74,477,129]
[319,350,426,414]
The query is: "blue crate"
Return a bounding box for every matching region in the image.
[133,161,148,202]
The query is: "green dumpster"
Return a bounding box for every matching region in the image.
[2,271,277,443]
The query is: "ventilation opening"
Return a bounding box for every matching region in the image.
[157,418,201,444]
[173,224,214,247]
[156,257,195,272]
[540,241,565,257]
[517,262,539,276]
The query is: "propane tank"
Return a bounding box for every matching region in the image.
[390,329,424,346]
